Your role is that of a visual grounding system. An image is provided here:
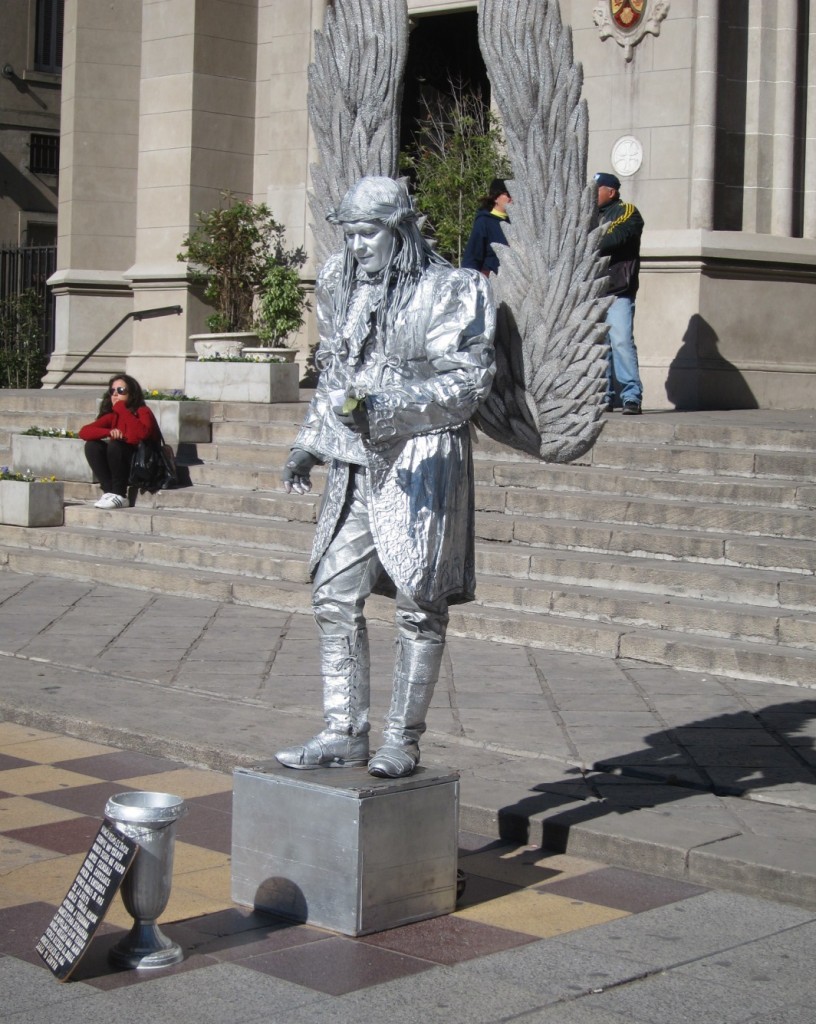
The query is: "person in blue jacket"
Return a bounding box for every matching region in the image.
[461,178,511,276]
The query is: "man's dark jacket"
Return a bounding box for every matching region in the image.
[598,196,643,298]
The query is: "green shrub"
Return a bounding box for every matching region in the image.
[0,289,48,389]
[400,84,510,266]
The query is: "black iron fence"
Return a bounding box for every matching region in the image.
[0,244,57,356]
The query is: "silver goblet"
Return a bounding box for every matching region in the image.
[105,791,187,969]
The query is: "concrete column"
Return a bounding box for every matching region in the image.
[741,0,768,232]
[689,0,719,229]
[769,0,799,236]
[258,0,315,257]
[43,0,142,387]
[804,0,816,237]
[126,0,259,390]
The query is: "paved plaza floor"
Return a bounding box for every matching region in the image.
[1,568,816,1020]
[1,572,814,908]
[2,722,816,1024]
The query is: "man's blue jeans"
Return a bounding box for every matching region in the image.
[605,295,643,407]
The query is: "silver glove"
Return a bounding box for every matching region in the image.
[282,448,319,494]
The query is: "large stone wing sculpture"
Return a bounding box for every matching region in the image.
[475,0,612,462]
[307,0,409,264]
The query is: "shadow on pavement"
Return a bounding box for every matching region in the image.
[498,699,816,845]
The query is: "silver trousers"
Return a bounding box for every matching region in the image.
[313,465,450,644]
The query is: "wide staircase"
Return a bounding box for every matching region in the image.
[1,389,815,688]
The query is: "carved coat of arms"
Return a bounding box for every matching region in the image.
[611,0,645,30]
[593,0,669,62]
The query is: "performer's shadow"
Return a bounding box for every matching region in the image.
[497,699,816,846]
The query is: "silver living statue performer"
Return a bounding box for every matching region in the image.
[276,176,496,779]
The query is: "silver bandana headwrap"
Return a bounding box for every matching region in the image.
[327,176,418,230]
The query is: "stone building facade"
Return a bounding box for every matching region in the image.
[42,0,816,411]
[0,0,62,246]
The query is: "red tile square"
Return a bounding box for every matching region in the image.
[240,935,432,995]
[177,808,232,855]
[539,866,707,913]
[455,871,520,910]
[52,751,184,781]
[0,902,63,956]
[360,914,536,964]
[35,782,123,817]
[186,790,233,814]
[72,929,220,989]
[5,816,103,855]
[0,754,36,772]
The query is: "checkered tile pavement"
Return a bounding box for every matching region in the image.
[0,722,707,996]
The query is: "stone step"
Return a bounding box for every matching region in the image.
[61,482,816,576]
[213,396,312,416]
[3,542,815,687]
[486,510,816,573]
[209,421,816,480]
[0,410,90,435]
[3,395,815,691]
[56,500,816,607]
[32,436,816,528]
[61,503,317,549]
[498,491,816,542]
[206,402,816,453]
[587,439,816,481]
[484,460,809,506]
[597,414,816,452]
[211,420,307,446]
[12,506,816,644]
[188,440,814,510]
[0,388,101,412]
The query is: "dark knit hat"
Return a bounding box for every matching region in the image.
[488,178,510,200]
[594,172,621,190]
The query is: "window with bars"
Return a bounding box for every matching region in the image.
[34,0,65,73]
[29,134,60,175]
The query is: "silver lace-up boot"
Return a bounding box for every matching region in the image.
[275,631,370,769]
[368,635,444,778]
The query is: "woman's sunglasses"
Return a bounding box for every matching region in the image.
[109,386,128,395]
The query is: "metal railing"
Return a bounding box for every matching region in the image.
[0,244,57,354]
[53,305,183,388]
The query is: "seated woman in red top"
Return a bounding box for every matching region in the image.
[78,374,160,509]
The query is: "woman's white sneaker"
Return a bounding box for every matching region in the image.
[95,493,126,509]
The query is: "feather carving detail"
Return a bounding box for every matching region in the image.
[476,0,612,462]
[307,0,409,265]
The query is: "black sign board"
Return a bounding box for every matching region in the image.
[36,822,139,981]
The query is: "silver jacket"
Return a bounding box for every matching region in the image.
[294,252,497,604]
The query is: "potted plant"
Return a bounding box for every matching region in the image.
[178,191,307,360]
[253,263,309,356]
[0,467,64,527]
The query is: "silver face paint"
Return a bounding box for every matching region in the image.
[342,220,396,275]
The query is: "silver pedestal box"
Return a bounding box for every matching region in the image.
[231,762,459,936]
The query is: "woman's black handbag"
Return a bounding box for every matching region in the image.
[129,432,178,493]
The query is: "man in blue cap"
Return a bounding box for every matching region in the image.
[595,172,644,415]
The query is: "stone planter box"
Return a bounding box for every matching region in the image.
[190,332,257,360]
[0,480,64,527]
[12,435,95,483]
[146,400,212,445]
[240,347,298,362]
[184,360,299,403]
